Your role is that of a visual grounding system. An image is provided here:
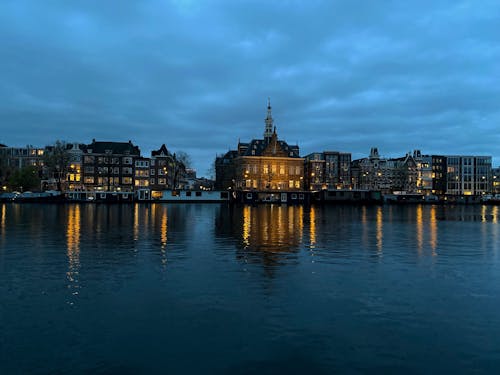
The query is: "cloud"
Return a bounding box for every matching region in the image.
[1,0,499,174]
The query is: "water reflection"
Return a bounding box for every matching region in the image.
[430,206,438,254]
[160,205,168,266]
[66,204,81,303]
[1,203,5,238]
[219,205,304,274]
[416,205,423,253]
[376,206,383,254]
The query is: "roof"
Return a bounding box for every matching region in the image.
[84,140,140,155]
[240,138,300,158]
[151,144,172,157]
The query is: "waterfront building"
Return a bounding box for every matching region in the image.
[431,155,447,195]
[304,151,352,190]
[413,150,433,195]
[66,143,85,190]
[81,140,140,192]
[215,100,304,192]
[445,155,492,195]
[150,144,177,197]
[493,167,500,195]
[351,148,418,193]
[0,144,45,169]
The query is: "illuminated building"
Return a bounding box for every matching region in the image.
[351,147,418,193]
[304,151,352,190]
[493,167,500,195]
[215,100,304,192]
[81,139,140,192]
[445,156,492,195]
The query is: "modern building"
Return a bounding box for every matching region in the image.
[445,155,492,195]
[493,167,500,195]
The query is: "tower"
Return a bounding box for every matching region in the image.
[264,98,274,143]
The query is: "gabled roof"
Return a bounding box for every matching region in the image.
[151,144,171,157]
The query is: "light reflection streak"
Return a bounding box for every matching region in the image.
[492,206,498,225]
[242,206,251,247]
[430,206,438,255]
[376,206,383,253]
[416,205,423,254]
[309,206,316,248]
[1,204,5,237]
[160,206,168,265]
[66,204,81,301]
[134,203,139,240]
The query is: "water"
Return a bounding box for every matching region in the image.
[1,203,499,374]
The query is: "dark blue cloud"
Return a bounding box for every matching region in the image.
[1,0,499,175]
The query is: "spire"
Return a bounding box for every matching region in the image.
[264,98,274,143]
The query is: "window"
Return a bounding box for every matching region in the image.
[289,180,294,188]
[123,157,132,165]
[280,165,285,174]
[263,165,269,174]
[291,194,297,199]
[122,177,132,184]
[186,191,192,197]
[84,166,94,174]
[151,169,155,175]
[84,176,94,184]
[196,191,202,197]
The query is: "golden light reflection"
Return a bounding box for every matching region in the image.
[66,204,81,292]
[481,205,487,223]
[492,206,498,224]
[134,203,139,240]
[160,206,168,266]
[160,206,168,248]
[240,205,304,256]
[416,205,423,254]
[430,206,438,255]
[1,204,5,234]
[376,206,383,253]
[309,206,316,248]
[242,205,251,247]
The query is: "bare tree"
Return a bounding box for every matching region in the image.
[43,140,70,191]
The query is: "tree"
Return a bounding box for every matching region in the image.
[43,140,70,191]
[175,151,192,169]
[0,151,11,188]
[8,166,40,192]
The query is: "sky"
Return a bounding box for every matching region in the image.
[1,0,499,176]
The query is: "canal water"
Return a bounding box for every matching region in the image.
[1,203,499,374]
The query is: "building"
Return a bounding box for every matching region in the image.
[81,140,140,192]
[445,155,492,195]
[351,148,418,193]
[431,155,447,195]
[493,167,500,195]
[215,100,304,192]
[304,151,352,190]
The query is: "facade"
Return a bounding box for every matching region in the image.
[431,155,447,195]
[351,148,418,193]
[66,143,85,190]
[445,156,492,195]
[81,140,140,192]
[413,150,433,195]
[304,151,352,190]
[215,100,304,192]
[0,145,45,169]
[493,167,500,195]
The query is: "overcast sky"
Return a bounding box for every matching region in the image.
[1,0,499,176]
